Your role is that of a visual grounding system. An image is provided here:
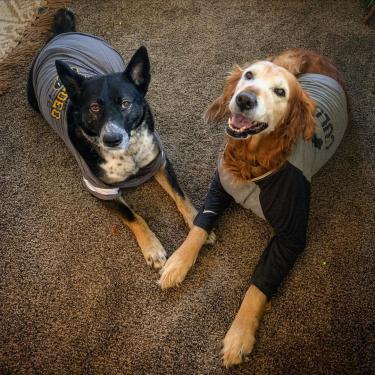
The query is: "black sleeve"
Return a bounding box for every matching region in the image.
[193,169,234,233]
[251,163,311,299]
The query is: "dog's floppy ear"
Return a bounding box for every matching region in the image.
[55,60,85,102]
[285,81,316,142]
[203,65,243,123]
[124,46,150,95]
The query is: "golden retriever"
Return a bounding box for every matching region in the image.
[158,49,349,367]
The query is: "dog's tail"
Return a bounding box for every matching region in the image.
[52,8,76,36]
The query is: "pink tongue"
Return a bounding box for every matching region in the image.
[231,113,253,129]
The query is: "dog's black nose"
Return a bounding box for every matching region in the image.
[103,132,123,147]
[236,92,257,111]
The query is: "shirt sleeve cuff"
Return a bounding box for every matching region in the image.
[193,210,219,233]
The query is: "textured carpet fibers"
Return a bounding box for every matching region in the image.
[0,1,374,374]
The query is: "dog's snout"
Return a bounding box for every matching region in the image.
[103,132,123,147]
[236,92,257,111]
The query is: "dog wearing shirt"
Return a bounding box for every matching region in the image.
[27,9,214,270]
[158,49,349,366]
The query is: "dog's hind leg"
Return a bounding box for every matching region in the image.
[106,196,166,270]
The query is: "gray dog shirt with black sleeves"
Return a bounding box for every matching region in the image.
[194,74,348,298]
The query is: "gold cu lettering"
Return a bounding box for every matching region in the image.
[51,109,61,119]
[51,88,68,119]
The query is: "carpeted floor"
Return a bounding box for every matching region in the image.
[1,1,374,374]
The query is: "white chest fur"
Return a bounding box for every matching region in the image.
[99,127,159,184]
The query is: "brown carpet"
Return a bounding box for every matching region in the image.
[1,1,374,374]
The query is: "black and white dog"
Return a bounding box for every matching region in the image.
[27,9,213,269]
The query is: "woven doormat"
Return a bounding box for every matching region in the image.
[0,0,71,95]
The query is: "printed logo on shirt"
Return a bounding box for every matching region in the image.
[312,134,323,150]
[316,105,334,150]
[49,66,79,120]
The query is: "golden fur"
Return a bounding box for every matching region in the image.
[204,49,344,181]
[222,80,316,180]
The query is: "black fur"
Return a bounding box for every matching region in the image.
[26,8,185,225]
[53,48,155,184]
[66,107,104,177]
[27,59,39,112]
[164,158,185,198]
[52,9,76,35]
[105,197,136,222]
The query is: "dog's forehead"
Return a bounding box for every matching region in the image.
[243,61,290,88]
[82,75,109,98]
[246,61,285,77]
[247,61,274,71]
[82,74,138,100]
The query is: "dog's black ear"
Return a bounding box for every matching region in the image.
[124,46,150,95]
[55,60,85,101]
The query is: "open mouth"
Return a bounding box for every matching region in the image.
[226,113,268,139]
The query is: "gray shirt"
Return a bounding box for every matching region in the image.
[32,32,165,200]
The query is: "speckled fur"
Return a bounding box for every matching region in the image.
[99,124,159,184]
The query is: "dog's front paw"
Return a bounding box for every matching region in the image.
[222,322,256,368]
[158,251,193,289]
[141,236,167,270]
[205,230,216,245]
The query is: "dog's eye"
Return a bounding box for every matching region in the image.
[273,88,286,97]
[90,103,101,113]
[244,71,253,80]
[121,100,130,109]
